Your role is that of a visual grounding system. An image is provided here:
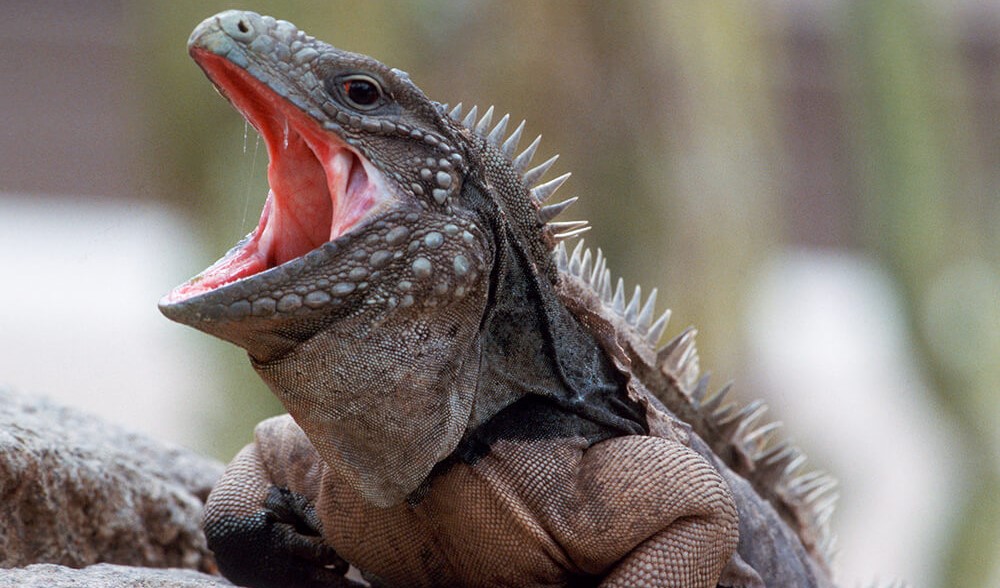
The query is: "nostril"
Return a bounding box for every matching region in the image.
[237,20,248,33]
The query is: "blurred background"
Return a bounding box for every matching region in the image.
[0,0,997,585]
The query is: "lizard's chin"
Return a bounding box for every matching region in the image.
[162,49,396,306]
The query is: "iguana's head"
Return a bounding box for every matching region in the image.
[161,10,494,357]
[159,10,589,504]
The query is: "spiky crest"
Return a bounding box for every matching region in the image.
[448,101,837,566]
[449,103,588,239]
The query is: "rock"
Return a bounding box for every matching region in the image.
[0,563,234,587]
[0,388,225,572]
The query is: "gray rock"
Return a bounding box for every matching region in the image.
[0,563,234,587]
[0,388,225,572]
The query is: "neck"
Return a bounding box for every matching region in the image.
[250,292,486,508]
[472,224,647,438]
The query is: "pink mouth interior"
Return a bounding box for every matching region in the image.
[165,50,391,303]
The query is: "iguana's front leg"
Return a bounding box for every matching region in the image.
[585,437,769,588]
[203,416,361,588]
[583,438,742,587]
[479,435,746,588]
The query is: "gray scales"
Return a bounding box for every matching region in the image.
[161,9,839,588]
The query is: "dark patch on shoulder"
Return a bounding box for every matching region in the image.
[456,394,637,463]
[409,394,644,505]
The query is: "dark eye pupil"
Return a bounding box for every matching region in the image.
[345,80,379,106]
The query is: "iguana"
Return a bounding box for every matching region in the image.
[160,10,839,588]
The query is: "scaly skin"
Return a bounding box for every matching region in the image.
[161,10,837,587]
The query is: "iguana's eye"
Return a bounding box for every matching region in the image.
[339,75,383,110]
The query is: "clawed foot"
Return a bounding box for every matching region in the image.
[206,486,362,588]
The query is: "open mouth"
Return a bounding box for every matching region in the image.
[163,49,394,304]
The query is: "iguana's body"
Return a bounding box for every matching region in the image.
[161,10,837,587]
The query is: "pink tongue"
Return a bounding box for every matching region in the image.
[259,125,335,267]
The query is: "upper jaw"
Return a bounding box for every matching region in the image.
[160,11,397,322]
